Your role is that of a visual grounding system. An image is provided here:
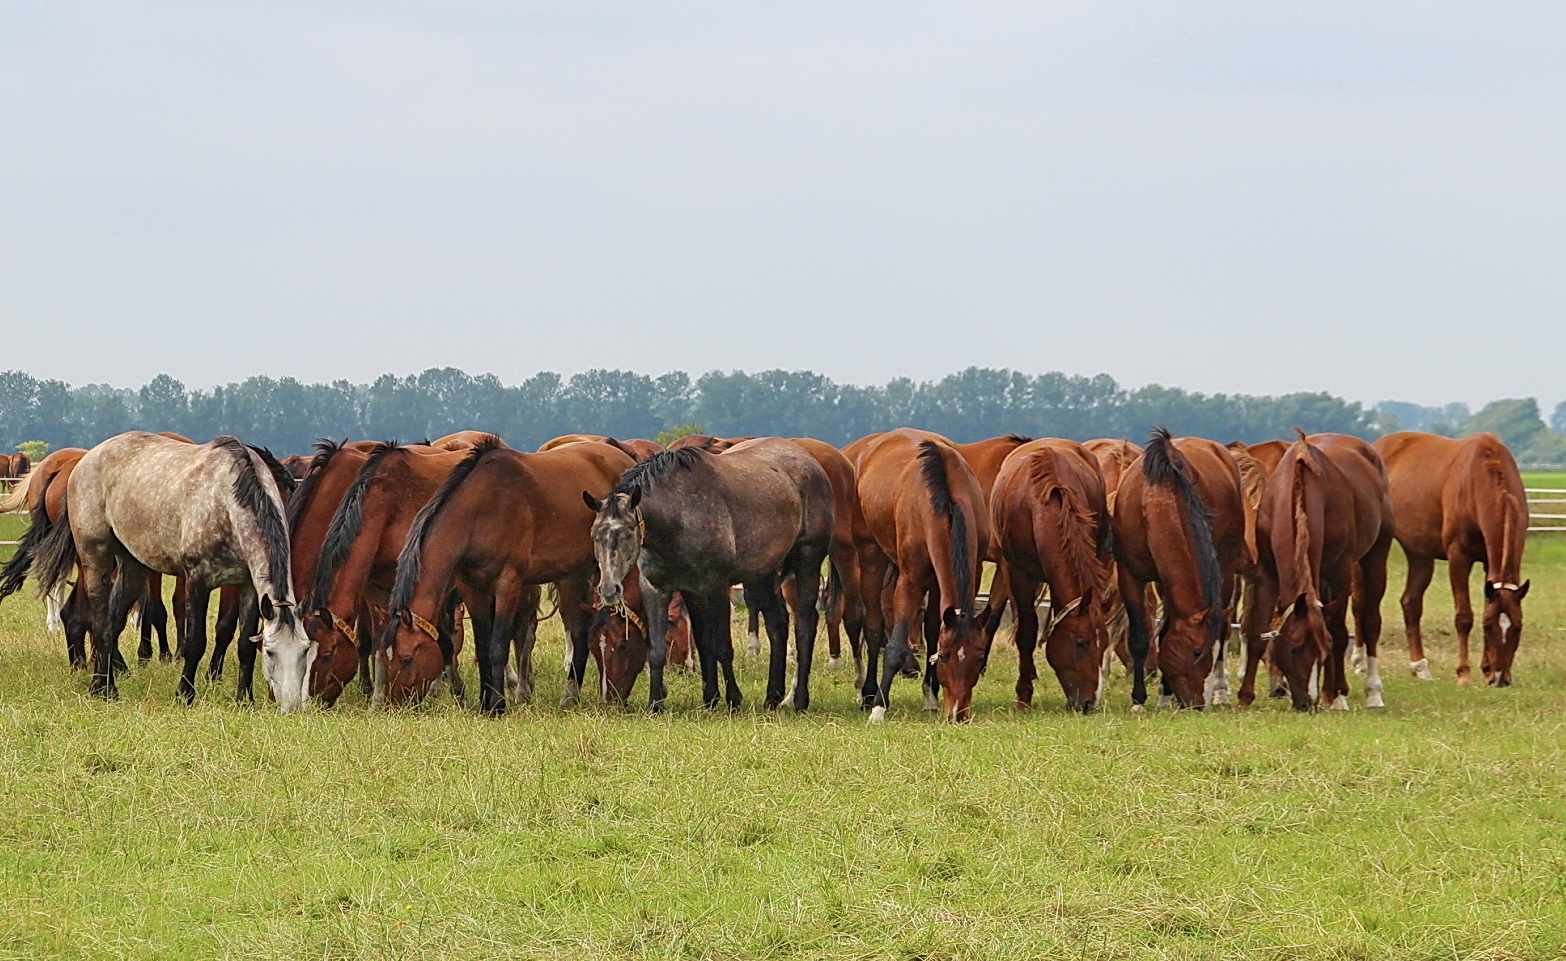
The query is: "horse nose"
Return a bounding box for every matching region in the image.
[1079,698,1095,714]
[400,655,414,667]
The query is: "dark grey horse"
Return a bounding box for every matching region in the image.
[586,438,834,712]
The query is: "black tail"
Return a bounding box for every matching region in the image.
[31,498,78,602]
[916,441,974,622]
[0,493,54,601]
[1143,427,1222,636]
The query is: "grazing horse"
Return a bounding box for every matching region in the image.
[856,429,990,722]
[29,432,313,709]
[1082,438,1144,673]
[951,435,1032,644]
[310,442,475,706]
[990,438,1113,712]
[538,434,646,461]
[283,439,385,705]
[622,439,665,460]
[0,447,90,654]
[386,440,634,714]
[1112,429,1247,710]
[585,576,694,704]
[1373,431,1528,686]
[281,455,312,480]
[1241,432,1394,710]
[588,440,834,712]
[1239,440,1289,475]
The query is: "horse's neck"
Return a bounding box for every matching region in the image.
[1470,468,1525,581]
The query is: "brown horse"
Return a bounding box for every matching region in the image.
[1239,440,1289,475]
[432,430,509,450]
[952,434,1032,643]
[1373,431,1528,686]
[665,434,745,452]
[622,439,665,460]
[1083,438,1142,495]
[1082,438,1144,673]
[990,438,1113,712]
[387,439,634,713]
[283,439,385,705]
[585,576,694,704]
[0,447,90,660]
[310,442,475,706]
[1242,432,1394,710]
[538,434,646,461]
[856,429,990,722]
[1113,429,1247,710]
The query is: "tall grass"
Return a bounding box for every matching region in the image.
[0,539,1563,959]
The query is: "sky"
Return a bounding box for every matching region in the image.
[1,1,1562,412]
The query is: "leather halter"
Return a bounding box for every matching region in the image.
[331,612,357,645]
[408,610,442,643]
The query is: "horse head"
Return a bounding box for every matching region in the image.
[1271,594,1330,710]
[931,606,989,722]
[586,604,647,705]
[256,593,316,713]
[305,607,359,707]
[382,608,447,706]
[1156,605,1223,709]
[585,488,643,608]
[1482,579,1529,687]
[1043,595,1107,713]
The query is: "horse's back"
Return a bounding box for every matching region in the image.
[719,437,835,551]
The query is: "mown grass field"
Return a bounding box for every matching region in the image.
[1,487,1565,959]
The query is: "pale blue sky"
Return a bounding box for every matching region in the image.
[2,2,1561,410]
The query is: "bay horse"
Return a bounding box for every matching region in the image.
[588,439,833,712]
[310,442,475,706]
[585,575,694,704]
[538,434,647,461]
[283,438,384,705]
[1082,438,1144,673]
[1241,432,1394,710]
[1112,428,1247,710]
[431,431,509,450]
[952,434,1032,651]
[1239,440,1289,475]
[29,432,313,709]
[990,438,1112,712]
[1373,431,1528,686]
[740,438,866,681]
[856,429,990,722]
[0,447,91,657]
[387,439,634,714]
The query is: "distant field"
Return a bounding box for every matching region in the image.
[1,536,1565,958]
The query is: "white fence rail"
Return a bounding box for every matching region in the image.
[1527,487,1566,533]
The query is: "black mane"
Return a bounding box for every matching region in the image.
[1143,426,1222,642]
[916,440,974,623]
[285,438,344,537]
[388,438,505,614]
[215,435,295,625]
[610,446,705,498]
[312,441,402,607]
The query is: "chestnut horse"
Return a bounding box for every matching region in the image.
[539,434,647,462]
[585,576,694,704]
[282,439,385,705]
[856,429,990,722]
[0,447,91,659]
[310,442,475,706]
[990,438,1112,712]
[387,439,634,713]
[1082,438,1144,673]
[432,431,509,451]
[1373,431,1528,686]
[1113,429,1247,710]
[1242,432,1394,710]
[588,440,833,712]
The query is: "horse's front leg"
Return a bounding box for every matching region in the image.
[711,585,742,711]
[1118,568,1154,712]
[177,577,212,703]
[789,558,823,712]
[208,586,242,681]
[744,577,788,709]
[639,573,674,712]
[553,578,593,707]
[871,573,925,723]
[233,589,260,704]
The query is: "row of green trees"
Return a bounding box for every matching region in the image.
[0,367,1388,454]
[0,366,1557,461]
[1378,397,1566,464]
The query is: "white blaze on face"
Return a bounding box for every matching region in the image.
[1306,665,1319,701]
[261,616,317,713]
[1499,613,1513,633]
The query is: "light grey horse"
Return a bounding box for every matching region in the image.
[33,431,316,711]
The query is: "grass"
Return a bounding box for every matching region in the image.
[1,540,1566,959]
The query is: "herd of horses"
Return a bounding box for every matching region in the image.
[0,424,1531,720]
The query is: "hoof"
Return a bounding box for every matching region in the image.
[1014,699,1031,710]
[827,657,842,669]
[868,705,887,724]
[1456,673,1472,687]
[1366,690,1385,708]
[745,632,761,658]
[1329,694,1349,711]
[1130,703,1146,714]
[1157,694,1173,709]
[922,691,940,712]
[1409,658,1433,681]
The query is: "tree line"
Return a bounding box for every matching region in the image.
[0,366,1557,463]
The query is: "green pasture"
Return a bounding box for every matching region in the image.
[1,538,1566,959]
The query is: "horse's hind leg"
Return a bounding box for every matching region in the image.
[1119,568,1154,712]
[711,586,742,711]
[96,557,149,699]
[76,561,117,697]
[63,583,90,670]
[1355,534,1392,708]
[1400,552,1435,680]
[744,577,790,709]
[177,578,213,704]
[233,590,260,703]
[788,554,823,712]
[1204,571,1237,708]
[138,572,170,663]
[208,586,243,681]
[46,580,67,634]
[871,573,925,723]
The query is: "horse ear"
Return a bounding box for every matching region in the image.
[942,606,960,630]
[583,491,603,512]
[1518,580,1531,600]
[1484,581,1497,601]
[1291,595,1309,621]
[626,487,642,510]
[259,593,275,620]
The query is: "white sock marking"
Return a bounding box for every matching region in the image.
[1409,657,1433,681]
[1365,655,1384,708]
[868,705,886,724]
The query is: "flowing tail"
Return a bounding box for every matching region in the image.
[0,486,57,601]
[31,499,79,603]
